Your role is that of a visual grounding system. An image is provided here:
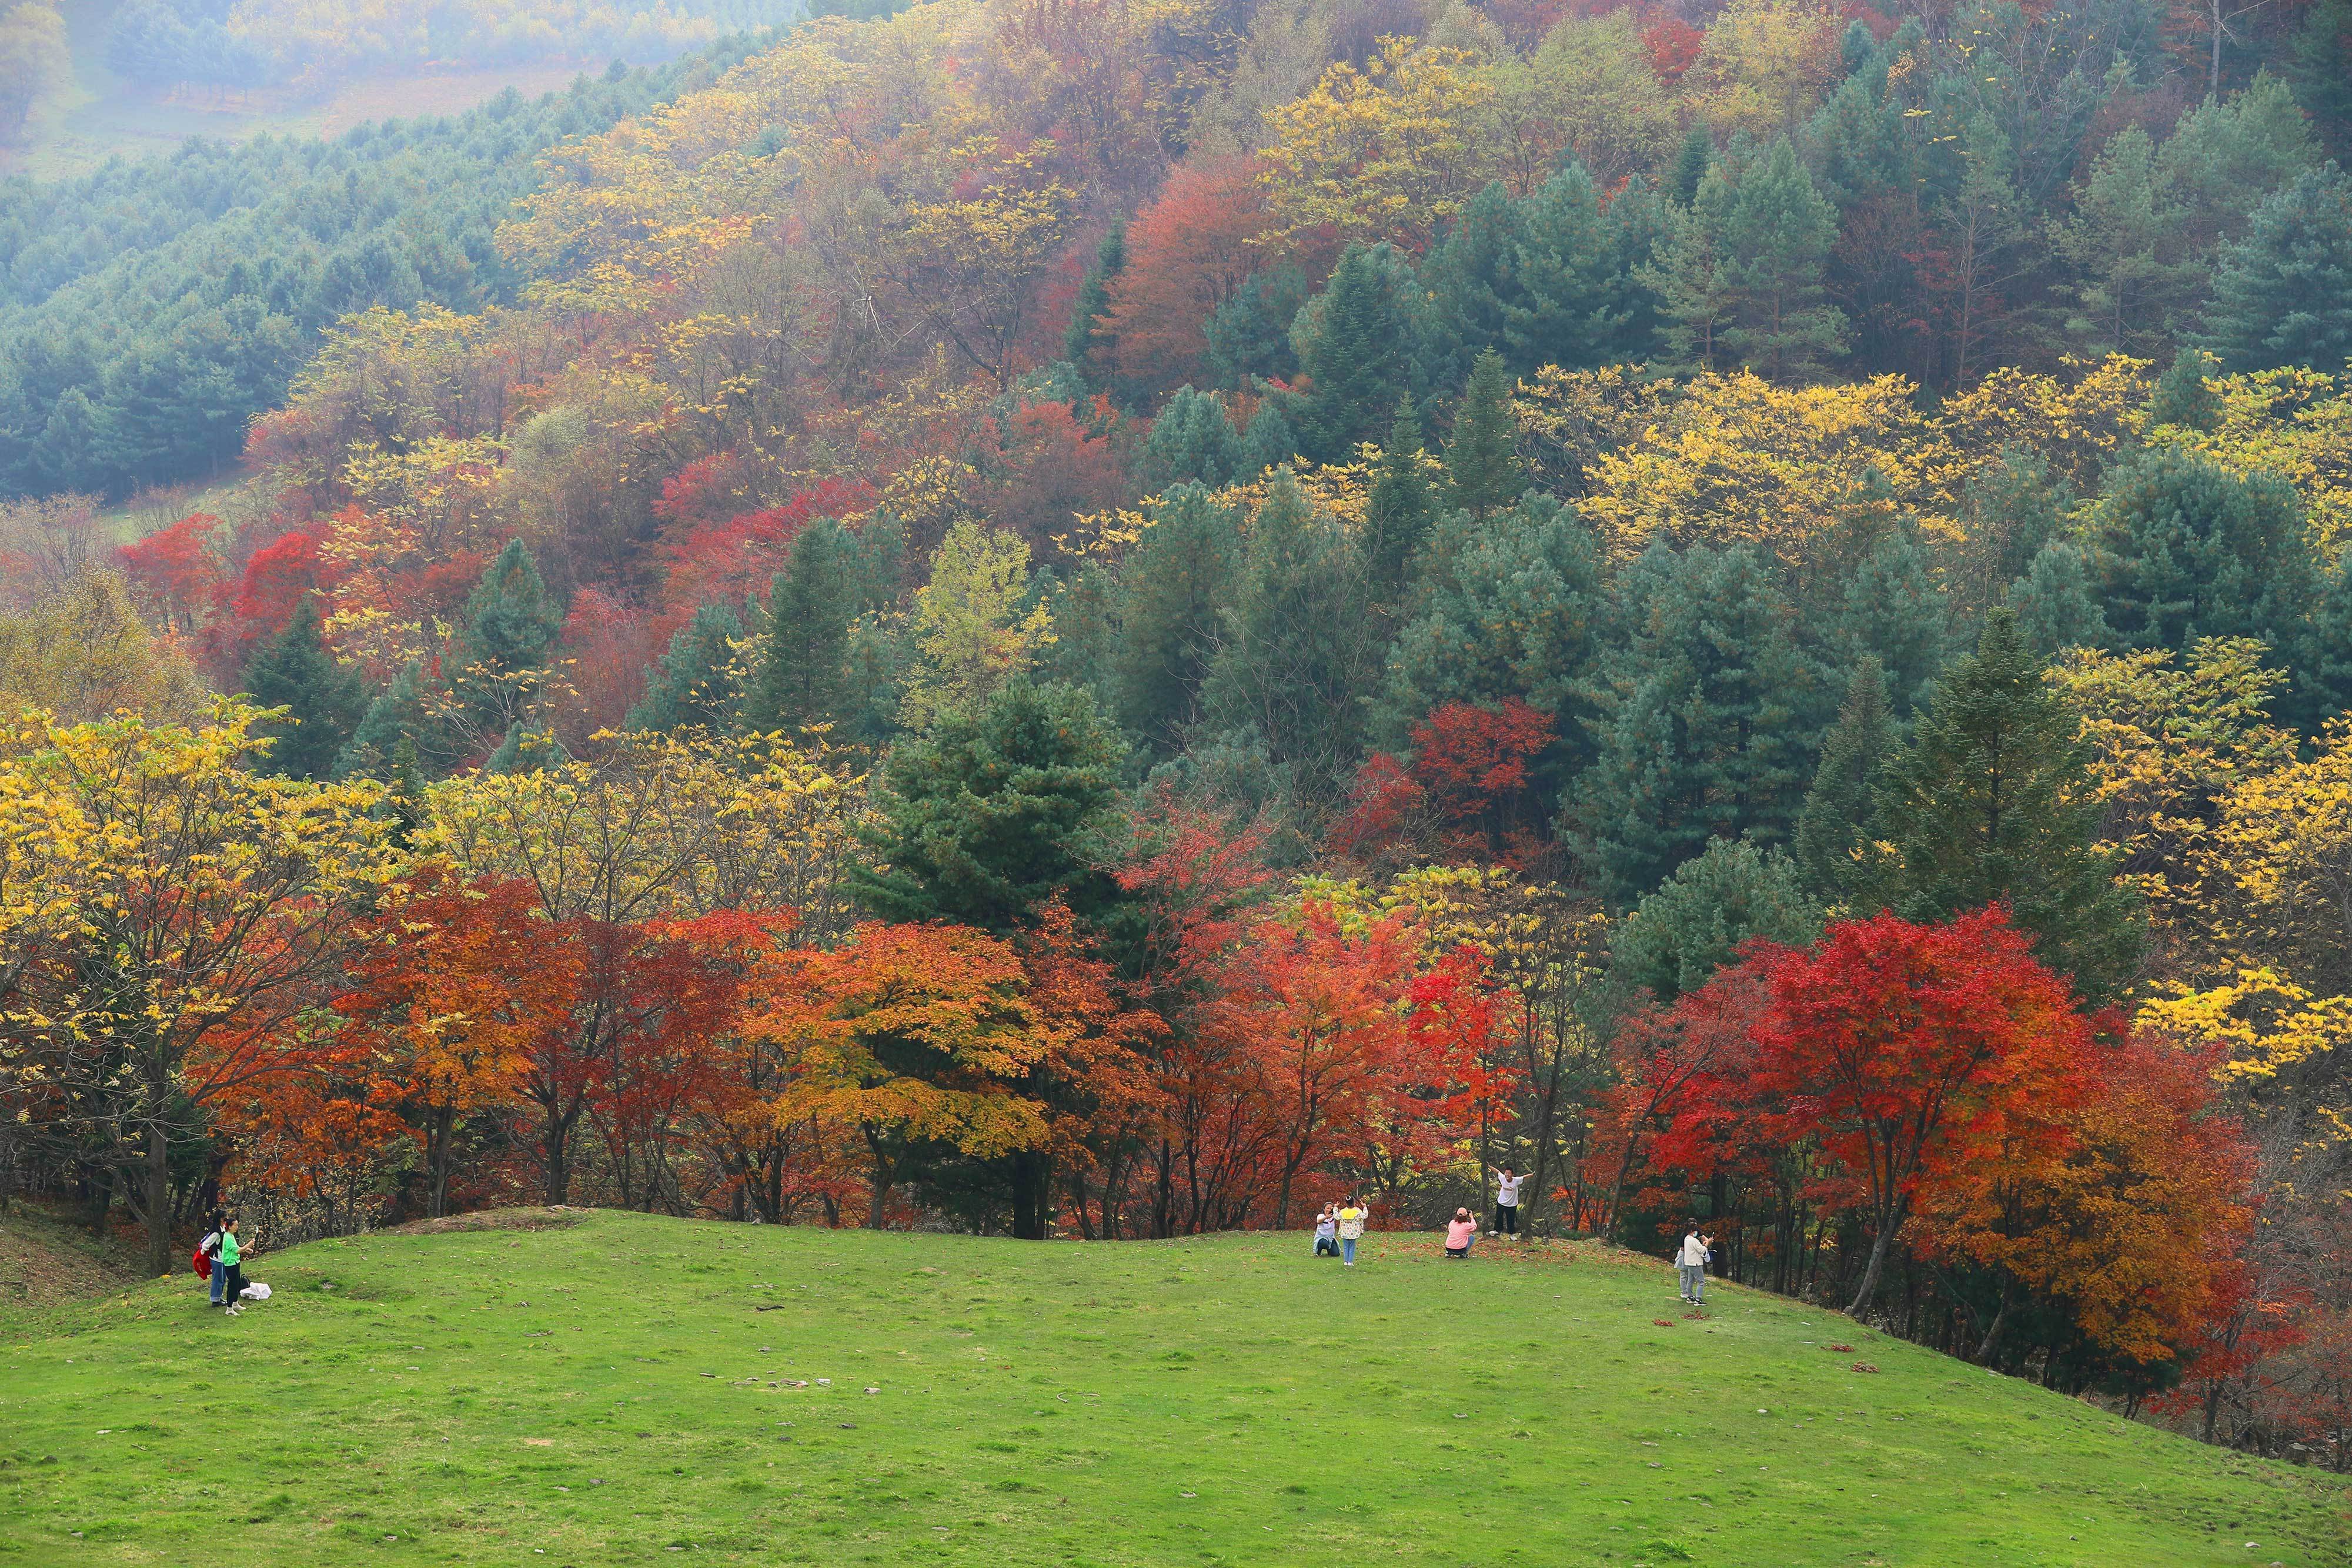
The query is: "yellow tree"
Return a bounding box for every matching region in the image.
[1258,36,1503,255]
[0,703,400,1275]
[896,519,1055,731]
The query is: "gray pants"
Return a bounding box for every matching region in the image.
[1678,1262,1705,1301]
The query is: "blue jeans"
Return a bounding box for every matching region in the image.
[1341,1236,1358,1265]
[1679,1262,1705,1302]
[208,1259,224,1305]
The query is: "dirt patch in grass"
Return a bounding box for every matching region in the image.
[385,1206,589,1236]
[0,1207,141,1315]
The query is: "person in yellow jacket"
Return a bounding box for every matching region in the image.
[1335,1197,1368,1267]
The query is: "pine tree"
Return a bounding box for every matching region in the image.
[626,600,743,733]
[338,657,431,779]
[1857,609,2144,999]
[853,677,1127,933]
[2004,542,2113,657]
[1063,222,1125,386]
[1444,349,1522,519]
[242,593,360,780]
[1138,387,1242,490]
[2198,162,2352,373]
[1613,837,1822,1002]
[1714,138,1848,380]
[1422,180,1525,382]
[1374,495,1606,754]
[1362,400,1435,601]
[1121,476,1241,746]
[1670,126,1712,208]
[1292,244,1426,462]
[1238,402,1299,476]
[453,538,562,734]
[2093,446,2318,666]
[2149,346,2221,432]
[1828,530,1950,719]
[1571,543,1821,904]
[1957,446,2070,618]
[1503,162,1622,373]
[1791,655,1894,898]
[1203,265,1308,389]
[743,517,858,736]
[1199,468,1379,803]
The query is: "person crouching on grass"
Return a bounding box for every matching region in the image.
[1444,1208,1477,1259]
[1314,1204,1341,1258]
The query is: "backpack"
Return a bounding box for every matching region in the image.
[192,1247,212,1281]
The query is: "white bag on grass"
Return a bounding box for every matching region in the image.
[239,1282,270,1301]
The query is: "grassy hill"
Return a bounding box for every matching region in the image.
[1,1211,2344,1566]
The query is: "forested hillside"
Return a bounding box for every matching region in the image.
[6,0,2352,1469]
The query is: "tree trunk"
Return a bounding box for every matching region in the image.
[1010,1149,1050,1240]
[428,1104,456,1219]
[143,1121,172,1277]
[1975,1279,2017,1365]
[1845,1204,1902,1318]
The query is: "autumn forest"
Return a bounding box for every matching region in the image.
[5,0,2352,1473]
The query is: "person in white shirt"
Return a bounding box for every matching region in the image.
[1492,1165,1524,1239]
[1313,1204,1340,1258]
[1678,1224,1713,1304]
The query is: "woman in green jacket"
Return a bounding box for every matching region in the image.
[217,1219,246,1316]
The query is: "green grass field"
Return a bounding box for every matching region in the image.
[2,1209,2345,1566]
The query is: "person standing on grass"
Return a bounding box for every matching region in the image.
[1493,1165,1522,1239]
[1337,1196,1368,1267]
[217,1216,247,1316]
[1678,1223,1712,1305]
[200,1209,226,1309]
[1314,1204,1340,1258]
[1444,1208,1478,1259]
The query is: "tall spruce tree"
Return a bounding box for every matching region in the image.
[1716,137,1848,380]
[338,656,433,779]
[1855,608,2144,999]
[1791,655,1895,898]
[2004,541,2113,657]
[1138,387,1243,490]
[626,600,743,732]
[1504,162,1623,373]
[1422,180,1525,382]
[1063,222,1125,387]
[2198,162,2352,373]
[1203,265,1308,388]
[1827,530,1951,718]
[1445,349,1523,519]
[1238,401,1299,475]
[1572,543,1820,903]
[1613,837,1823,1002]
[1362,400,1435,601]
[2149,346,2221,431]
[1291,244,1426,462]
[1115,484,1241,754]
[745,516,859,736]
[1199,468,1379,803]
[1670,126,1713,207]
[242,593,360,780]
[453,537,562,735]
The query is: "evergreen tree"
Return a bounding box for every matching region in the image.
[242,593,360,780]
[1855,609,2144,999]
[853,677,1126,934]
[1291,245,1426,462]
[453,538,562,728]
[338,657,431,779]
[1138,387,1242,490]
[1613,837,1823,1002]
[1422,180,1526,382]
[385,735,426,847]
[2149,346,2221,432]
[1791,655,1895,898]
[1503,162,1623,373]
[1715,138,1848,380]
[2291,0,2352,156]
[1114,483,1241,754]
[1200,468,1379,803]
[1203,265,1308,389]
[1063,222,1125,386]
[2093,446,2318,670]
[626,600,743,733]
[1444,349,1522,519]
[1828,530,1950,718]
[1957,447,2070,617]
[1571,543,1821,904]
[1362,400,1435,601]
[1670,126,1712,207]
[744,517,858,736]
[1374,495,1606,754]
[2004,542,2113,657]
[2198,162,2352,373]
[1238,400,1299,476]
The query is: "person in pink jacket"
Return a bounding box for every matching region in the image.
[1444,1207,1478,1259]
